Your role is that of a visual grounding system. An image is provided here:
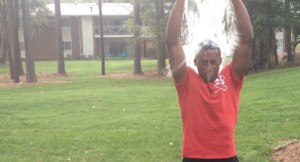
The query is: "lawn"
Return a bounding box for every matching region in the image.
[0,60,299,162]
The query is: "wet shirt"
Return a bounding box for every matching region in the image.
[174,64,244,159]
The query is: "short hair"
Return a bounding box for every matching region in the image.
[194,39,221,60]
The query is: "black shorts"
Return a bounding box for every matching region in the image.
[182,156,239,162]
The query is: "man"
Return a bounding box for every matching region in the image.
[166,0,253,162]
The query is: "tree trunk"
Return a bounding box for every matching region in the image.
[285,27,293,63]
[154,0,166,76]
[258,40,266,70]
[14,0,24,76]
[55,0,66,75]
[3,23,14,78]
[133,0,143,74]
[98,0,105,75]
[271,29,279,66]
[9,0,20,83]
[22,0,37,82]
[7,35,14,79]
[0,1,5,64]
[1,43,7,64]
[266,29,273,69]
[250,39,258,73]
[291,28,300,62]
[284,0,293,63]
[4,0,14,79]
[0,25,6,64]
[0,26,3,63]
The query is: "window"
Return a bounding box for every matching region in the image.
[108,42,127,57]
[63,42,72,51]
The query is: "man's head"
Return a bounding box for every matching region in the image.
[194,40,222,83]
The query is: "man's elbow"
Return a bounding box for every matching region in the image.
[166,36,179,47]
[166,39,180,50]
[239,31,254,46]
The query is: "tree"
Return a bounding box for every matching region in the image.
[284,0,293,63]
[290,0,300,61]
[0,0,7,64]
[1,0,50,80]
[138,0,172,75]
[154,0,166,76]
[292,27,300,58]
[0,33,7,65]
[245,0,282,70]
[116,0,171,75]
[0,0,14,77]
[98,0,105,75]
[0,26,3,64]
[54,0,66,75]
[12,0,24,83]
[30,0,52,36]
[133,0,143,74]
[4,0,26,82]
[22,0,37,82]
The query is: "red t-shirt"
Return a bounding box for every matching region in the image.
[174,64,244,159]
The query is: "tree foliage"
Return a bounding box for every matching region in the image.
[30,0,52,36]
[245,0,300,71]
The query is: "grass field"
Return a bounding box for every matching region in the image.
[0,60,299,162]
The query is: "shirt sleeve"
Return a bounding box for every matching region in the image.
[224,64,244,90]
[174,66,190,88]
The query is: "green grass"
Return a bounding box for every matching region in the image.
[0,60,300,162]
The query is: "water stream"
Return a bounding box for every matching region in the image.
[181,0,238,71]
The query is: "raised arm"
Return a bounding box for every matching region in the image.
[166,0,186,83]
[231,0,254,80]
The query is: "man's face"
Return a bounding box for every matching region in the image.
[194,49,222,83]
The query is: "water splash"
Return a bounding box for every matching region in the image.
[181,0,238,71]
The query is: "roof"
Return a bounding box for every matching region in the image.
[47,3,133,16]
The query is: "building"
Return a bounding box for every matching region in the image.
[20,3,154,60]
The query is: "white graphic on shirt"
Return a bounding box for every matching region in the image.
[213,74,227,93]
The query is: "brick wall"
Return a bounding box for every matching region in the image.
[32,19,58,60]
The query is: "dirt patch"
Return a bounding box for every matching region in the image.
[98,70,171,80]
[0,73,71,88]
[273,140,300,162]
[0,70,172,88]
[279,52,300,67]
